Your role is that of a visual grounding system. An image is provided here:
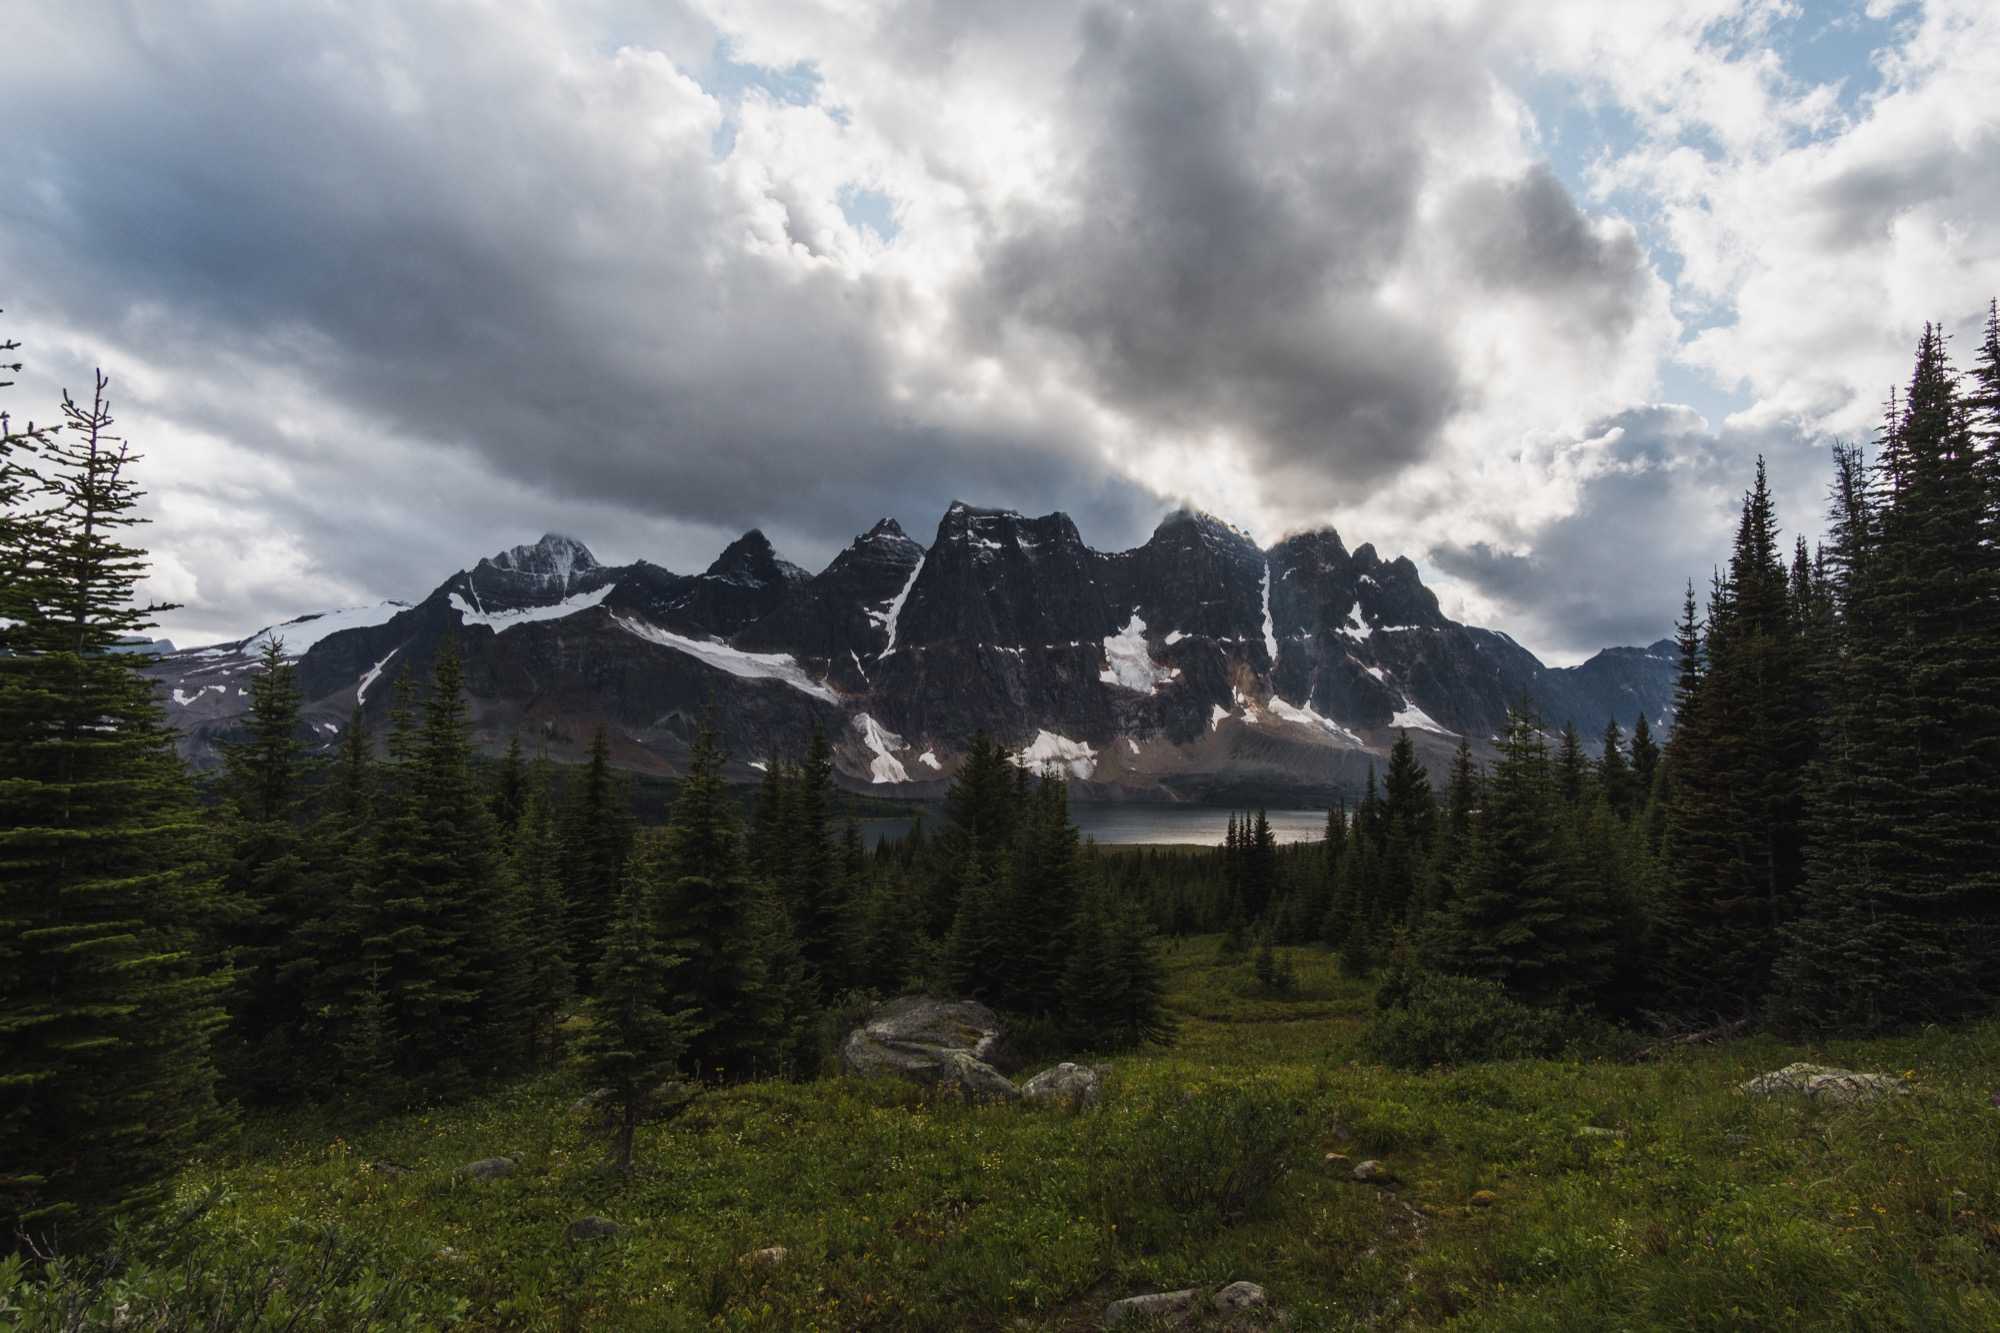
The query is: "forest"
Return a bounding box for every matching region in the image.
[2,307,1998,1326]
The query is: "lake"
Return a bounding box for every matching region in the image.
[857,804,1334,849]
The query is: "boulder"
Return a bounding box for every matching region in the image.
[565,1216,621,1242]
[1351,1159,1395,1184]
[1213,1281,1268,1313]
[1020,1062,1102,1110]
[739,1245,789,1268]
[458,1156,515,1180]
[842,997,1019,1101]
[1104,1289,1200,1325]
[1739,1062,1910,1106]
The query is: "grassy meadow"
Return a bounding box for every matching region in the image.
[15,938,2000,1330]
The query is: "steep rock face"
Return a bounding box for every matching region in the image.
[646,530,809,639]
[735,518,924,693]
[864,504,1123,745]
[149,503,1679,796]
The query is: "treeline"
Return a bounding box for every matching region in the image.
[1153,310,2000,1043]
[0,329,1171,1246]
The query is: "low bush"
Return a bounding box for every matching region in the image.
[1367,967,1628,1069]
[1085,1082,1308,1249]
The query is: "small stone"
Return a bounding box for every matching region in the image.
[739,1245,789,1268]
[370,1160,412,1178]
[1575,1126,1624,1140]
[1213,1281,1268,1313]
[1323,1152,1350,1164]
[1469,1190,1498,1207]
[1352,1159,1395,1184]
[565,1216,621,1242]
[458,1156,515,1180]
[1105,1289,1200,1325]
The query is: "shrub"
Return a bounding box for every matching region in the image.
[1086,1083,1308,1249]
[1367,968,1627,1069]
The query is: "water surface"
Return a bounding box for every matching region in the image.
[857,804,1333,849]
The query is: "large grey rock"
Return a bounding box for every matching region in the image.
[565,1216,621,1242]
[1104,1289,1200,1325]
[458,1156,516,1180]
[842,997,1019,1101]
[1020,1061,1102,1111]
[1740,1062,1910,1106]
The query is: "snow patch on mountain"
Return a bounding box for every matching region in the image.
[357,647,400,704]
[1209,704,1230,731]
[853,713,909,783]
[450,583,614,632]
[1260,563,1279,661]
[919,749,941,771]
[1098,611,1180,694]
[244,602,410,658]
[1012,730,1097,780]
[1391,701,1454,735]
[878,556,924,656]
[612,614,839,703]
[1267,695,1365,746]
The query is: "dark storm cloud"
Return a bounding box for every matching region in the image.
[955,1,1479,501]
[1430,405,1831,662]
[0,5,1152,618]
[1444,164,1651,343]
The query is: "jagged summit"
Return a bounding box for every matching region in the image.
[482,533,599,582]
[705,529,809,587]
[860,517,921,548]
[146,497,1679,798]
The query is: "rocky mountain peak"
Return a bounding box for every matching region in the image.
[706,529,808,588]
[482,532,599,582]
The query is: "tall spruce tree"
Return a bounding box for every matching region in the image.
[1660,460,1812,1021]
[561,724,633,991]
[511,762,572,1065]
[1430,705,1610,1007]
[582,851,691,1173]
[214,638,317,1101]
[0,372,227,1247]
[651,721,779,1079]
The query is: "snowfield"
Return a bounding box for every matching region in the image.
[1011,730,1097,780]
[1098,612,1180,693]
[852,713,909,783]
[449,584,614,632]
[613,614,840,703]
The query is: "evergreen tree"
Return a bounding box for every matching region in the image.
[489,734,528,841]
[1628,714,1660,801]
[511,763,572,1065]
[1660,460,1812,1021]
[0,372,227,1247]
[781,726,845,995]
[214,639,317,1101]
[651,722,778,1079]
[581,854,691,1173]
[1596,719,1633,820]
[560,725,633,991]
[1554,722,1588,806]
[1431,706,1610,1007]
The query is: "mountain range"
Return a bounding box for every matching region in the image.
[147,504,1677,802]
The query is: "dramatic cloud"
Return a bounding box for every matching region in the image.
[1,1,1995,660]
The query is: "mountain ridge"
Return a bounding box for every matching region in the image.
[146,503,1677,801]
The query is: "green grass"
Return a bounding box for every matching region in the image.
[32,940,2000,1330]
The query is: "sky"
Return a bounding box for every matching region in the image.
[3,0,1997,664]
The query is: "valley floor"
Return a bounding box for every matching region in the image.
[154,942,2000,1329]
